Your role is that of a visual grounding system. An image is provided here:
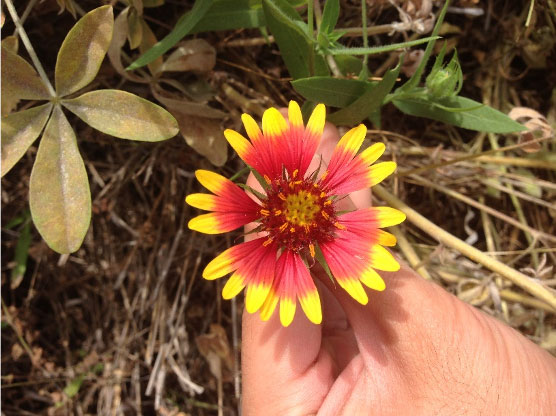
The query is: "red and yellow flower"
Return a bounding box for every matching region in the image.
[186,101,405,326]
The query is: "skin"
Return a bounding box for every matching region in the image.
[241,121,556,416]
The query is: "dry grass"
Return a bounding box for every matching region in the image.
[2,1,555,415]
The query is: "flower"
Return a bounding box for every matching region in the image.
[186,101,406,326]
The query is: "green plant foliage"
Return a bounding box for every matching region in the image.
[292,77,370,108]
[191,0,265,33]
[1,104,52,177]
[62,90,178,141]
[2,5,179,254]
[262,0,328,79]
[425,43,462,98]
[326,37,440,56]
[55,5,114,96]
[127,0,214,70]
[328,60,401,125]
[393,94,526,133]
[29,106,91,254]
[11,211,31,290]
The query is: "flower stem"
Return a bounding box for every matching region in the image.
[373,184,556,312]
[4,0,56,97]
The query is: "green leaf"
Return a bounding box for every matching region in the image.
[291,77,370,108]
[334,55,363,75]
[393,95,527,133]
[314,242,334,283]
[62,90,179,141]
[262,0,328,79]
[326,36,440,56]
[29,106,91,254]
[55,5,114,97]
[63,375,84,398]
[1,46,50,100]
[127,0,214,70]
[191,0,265,33]
[319,0,340,35]
[1,104,53,177]
[11,212,31,290]
[328,60,401,125]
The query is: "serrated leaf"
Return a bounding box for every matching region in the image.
[62,90,178,141]
[393,95,527,133]
[263,0,328,79]
[328,60,401,125]
[29,106,91,254]
[1,104,53,177]
[191,0,265,33]
[55,5,114,96]
[291,77,370,108]
[1,46,51,101]
[127,0,213,70]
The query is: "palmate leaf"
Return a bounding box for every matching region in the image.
[1,104,53,177]
[62,90,178,141]
[55,5,114,96]
[1,46,50,100]
[29,106,91,254]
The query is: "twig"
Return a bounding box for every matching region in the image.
[373,184,556,311]
[390,227,432,280]
[4,0,56,97]
[409,174,556,244]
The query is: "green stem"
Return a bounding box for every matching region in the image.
[361,0,368,68]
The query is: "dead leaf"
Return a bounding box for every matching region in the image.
[107,8,149,83]
[160,39,216,73]
[55,0,77,18]
[140,20,163,77]
[127,8,143,50]
[195,324,234,382]
[508,106,553,153]
[174,111,227,166]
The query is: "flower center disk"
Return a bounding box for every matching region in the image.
[260,177,337,253]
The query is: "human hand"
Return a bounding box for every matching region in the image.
[241,122,556,416]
